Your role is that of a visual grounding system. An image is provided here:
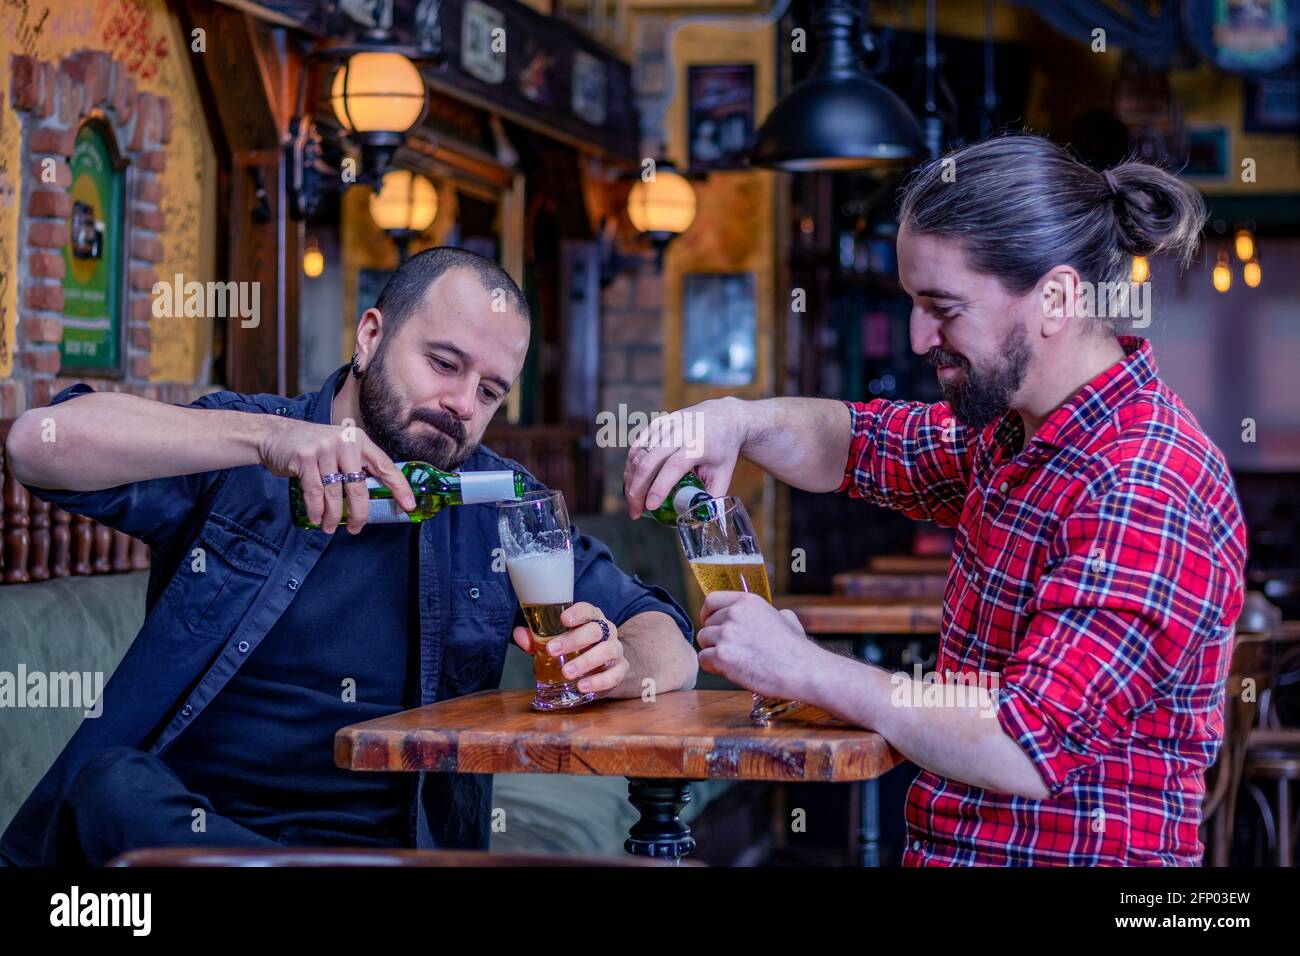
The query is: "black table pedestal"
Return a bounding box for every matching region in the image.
[625,778,696,860]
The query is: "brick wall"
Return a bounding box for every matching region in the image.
[598,259,667,512]
[1,49,205,420]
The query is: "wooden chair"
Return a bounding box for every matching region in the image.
[1202,628,1266,866]
[107,847,700,867]
[1240,623,1300,866]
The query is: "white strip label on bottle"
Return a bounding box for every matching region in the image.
[459,471,518,504]
[367,498,411,523]
[673,485,706,515]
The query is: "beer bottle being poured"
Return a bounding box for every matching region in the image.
[290,461,526,529]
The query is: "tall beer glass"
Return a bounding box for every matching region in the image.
[497,490,595,711]
[677,496,800,725]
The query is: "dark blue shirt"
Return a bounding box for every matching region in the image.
[163,522,419,847]
[1,364,693,866]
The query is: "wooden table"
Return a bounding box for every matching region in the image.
[866,554,952,575]
[336,689,902,863]
[777,594,944,635]
[832,570,948,600]
[776,592,945,866]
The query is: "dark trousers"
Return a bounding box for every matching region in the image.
[65,746,280,866]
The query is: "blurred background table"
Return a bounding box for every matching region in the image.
[776,591,944,865]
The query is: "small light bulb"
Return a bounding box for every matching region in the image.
[303,245,324,279]
[1131,256,1149,284]
[1212,256,1231,293]
[1234,229,1255,263]
[1243,259,1261,288]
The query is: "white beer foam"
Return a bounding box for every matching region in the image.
[506,550,575,605]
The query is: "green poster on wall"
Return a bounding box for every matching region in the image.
[61,122,124,372]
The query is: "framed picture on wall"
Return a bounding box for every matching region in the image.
[1243,74,1299,133]
[1182,125,1231,179]
[682,273,756,386]
[687,65,755,172]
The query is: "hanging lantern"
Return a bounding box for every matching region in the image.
[370,170,438,261]
[330,51,428,183]
[626,163,697,245]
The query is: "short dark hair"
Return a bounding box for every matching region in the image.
[374,246,530,336]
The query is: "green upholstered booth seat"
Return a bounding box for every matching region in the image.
[0,571,149,832]
[0,511,737,857]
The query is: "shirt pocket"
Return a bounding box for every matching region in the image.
[441,576,514,696]
[163,513,280,641]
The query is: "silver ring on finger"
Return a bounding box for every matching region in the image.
[340,471,368,483]
[321,472,347,485]
[595,619,611,643]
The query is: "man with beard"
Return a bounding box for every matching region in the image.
[624,134,1246,866]
[1,248,697,866]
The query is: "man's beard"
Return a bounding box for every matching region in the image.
[356,345,474,470]
[927,325,1031,430]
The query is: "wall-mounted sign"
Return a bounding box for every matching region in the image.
[1185,0,1299,75]
[268,0,639,159]
[462,0,506,85]
[518,36,558,107]
[571,51,607,126]
[61,121,127,374]
[688,64,755,172]
[1244,73,1299,131]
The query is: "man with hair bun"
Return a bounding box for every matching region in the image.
[625,132,1245,866]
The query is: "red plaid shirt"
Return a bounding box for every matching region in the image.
[838,337,1246,865]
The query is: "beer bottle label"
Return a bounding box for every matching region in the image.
[366,498,412,523]
[672,484,708,516]
[459,471,522,504]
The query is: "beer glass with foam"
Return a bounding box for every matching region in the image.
[497,490,595,711]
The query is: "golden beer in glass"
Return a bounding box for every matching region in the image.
[677,496,800,725]
[498,490,595,711]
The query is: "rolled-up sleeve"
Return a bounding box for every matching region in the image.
[18,383,233,552]
[837,398,975,527]
[570,529,693,643]
[996,483,1230,796]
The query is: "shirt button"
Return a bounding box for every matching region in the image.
[181,704,193,717]
[237,641,250,654]
[468,587,480,599]
[998,481,1009,494]
[287,578,299,591]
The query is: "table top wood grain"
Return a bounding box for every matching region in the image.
[335,689,902,783]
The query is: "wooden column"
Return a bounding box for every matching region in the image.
[181,0,300,396]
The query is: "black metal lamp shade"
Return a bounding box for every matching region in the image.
[751,0,924,171]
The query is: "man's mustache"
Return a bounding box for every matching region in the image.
[409,409,467,445]
[926,347,969,370]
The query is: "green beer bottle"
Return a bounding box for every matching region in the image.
[638,471,713,526]
[290,461,527,529]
